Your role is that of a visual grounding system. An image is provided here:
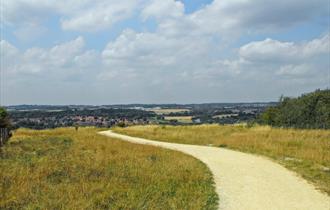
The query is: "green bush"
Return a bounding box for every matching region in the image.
[259,89,330,129]
[0,107,12,146]
[116,122,126,128]
[0,107,11,128]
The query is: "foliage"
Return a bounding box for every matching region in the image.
[0,107,11,128]
[0,107,12,146]
[0,127,218,209]
[116,122,126,127]
[259,89,330,129]
[114,124,330,194]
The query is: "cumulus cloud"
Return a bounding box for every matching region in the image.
[141,0,184,20]
[1,0,143,33]
[239,39,299,63]
[226,34,330,81]
[190,0,329,34]
[100,28,212,84]
[1,0,329,104]
[239,34,330,63]
[2,0,328,34]
[61,1,142,32]
[99,30,329,101]
[139,0,329,46]
[1,37,100,76]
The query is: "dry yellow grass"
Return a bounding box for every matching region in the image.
[113,124,330,195]
[164,116,193,123]
[0,127,218,209]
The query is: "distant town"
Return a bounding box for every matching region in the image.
[6,103,276,129]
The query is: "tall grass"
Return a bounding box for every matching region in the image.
[113,124,330,194]
[0,127,218,209]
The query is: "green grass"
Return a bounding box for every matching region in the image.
[113,124,330,195]
[0,127,218,209]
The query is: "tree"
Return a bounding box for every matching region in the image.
[0,107,11,128]
[260,107,279,126]
[0,107,12,147]
[258,89,330,129]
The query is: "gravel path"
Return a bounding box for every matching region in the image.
[100,130,330,210]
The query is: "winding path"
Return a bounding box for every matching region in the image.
[99,130,330,210]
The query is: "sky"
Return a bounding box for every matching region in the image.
[0,0,329,105]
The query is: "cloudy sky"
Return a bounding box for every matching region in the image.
[1,0,329,105]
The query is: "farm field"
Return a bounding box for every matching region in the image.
[113,124,330,195]
[148,108,190,115]
[164,116,193,123]
[0,127,218,209]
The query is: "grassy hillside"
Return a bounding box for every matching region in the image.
[0,127,218,209]
[113,124,330,195]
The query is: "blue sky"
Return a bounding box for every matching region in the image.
[1,0,329,105]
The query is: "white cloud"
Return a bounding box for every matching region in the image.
[190,0,329,35]
[0,40,20,75]
[239,34,330,63]
[101,28,212,85]
[302,34,330,56]
[0,37,100,76]
[1,0,329,104]
[138,0,329,44]
[0,40,19,59]
[217,34,330,83]
[1,0,143,33]
[61,1,142,32]
[2,0,328,34]
[276,64,312,76]
[97,27,329,103]
[141,0,184,20]
[240,39,298,63]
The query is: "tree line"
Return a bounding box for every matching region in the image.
[258,89,330,129]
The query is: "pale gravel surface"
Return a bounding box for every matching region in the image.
[100,130,330,210]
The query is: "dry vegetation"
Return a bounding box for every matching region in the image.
[0,127,218,209]
[113,124,330,195]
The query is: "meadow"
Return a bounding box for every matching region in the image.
[148,108,190,115]
[0,127,218,209]
[113,124,330,195]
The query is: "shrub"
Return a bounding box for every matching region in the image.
[116,122,126,128]
[0,107,12,146]
[0,107,11,128]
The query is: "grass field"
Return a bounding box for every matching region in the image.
[0,127,218,209]
[113,124,330,195]
[164,116,193,123]
[148,108,190,115]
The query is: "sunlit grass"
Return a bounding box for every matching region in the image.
[0,127,218,209]
[113,124,330,195]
